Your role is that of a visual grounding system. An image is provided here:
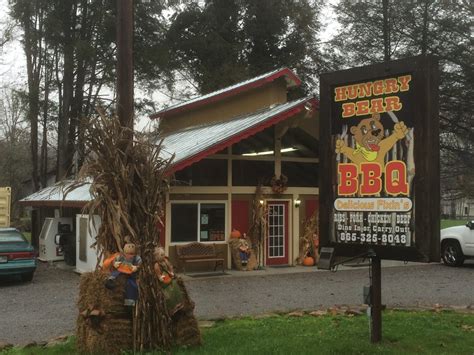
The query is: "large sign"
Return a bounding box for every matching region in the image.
[319,56,440,262]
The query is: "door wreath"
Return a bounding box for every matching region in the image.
[270,174,288,194]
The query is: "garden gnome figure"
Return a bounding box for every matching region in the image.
[105,239,142,306]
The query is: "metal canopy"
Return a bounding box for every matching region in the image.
[20,96,316,207]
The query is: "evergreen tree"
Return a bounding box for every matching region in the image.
[166,0,323,94]
[9,0,169,184]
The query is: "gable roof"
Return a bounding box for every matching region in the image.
[160,96,317,173]
[150,68,301,120]
[19,96,318,208]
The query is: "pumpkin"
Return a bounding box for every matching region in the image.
[230,229,242,239]
[117,263,135,274]
[162,274,172,285]
[303,256,315,266]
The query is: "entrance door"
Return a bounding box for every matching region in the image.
[266,201,289,265]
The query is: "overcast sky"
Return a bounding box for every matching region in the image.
[0,0,339,130]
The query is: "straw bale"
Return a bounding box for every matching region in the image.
[77,271,133,354]
[173,310,201,347]
[77,314,133,354]
[229,238,257,271]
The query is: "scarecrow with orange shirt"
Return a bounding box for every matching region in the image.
[104,238,142,306]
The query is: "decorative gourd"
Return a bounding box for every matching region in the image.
[230,229,242,239]
[162,274,172,285]
[303,256,315,266]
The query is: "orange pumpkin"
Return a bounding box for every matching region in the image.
[230,229,242,239]
[161,274,172,285]
[303,256,315,266]
[117,263,134,274]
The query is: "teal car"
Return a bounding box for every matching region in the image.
[0,228,36,281]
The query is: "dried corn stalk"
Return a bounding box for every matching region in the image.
[248,184,267,267]
[298,211,319,264]
[70,109,174,351]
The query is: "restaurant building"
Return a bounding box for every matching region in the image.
[20,68,320,271]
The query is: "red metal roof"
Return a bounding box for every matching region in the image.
[151,68,301,120]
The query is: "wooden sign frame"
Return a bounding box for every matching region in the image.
[319,55,440,262]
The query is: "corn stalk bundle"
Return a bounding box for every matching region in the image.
[71,109,174,351]
[248,184,267,267]
[298,211,319,263]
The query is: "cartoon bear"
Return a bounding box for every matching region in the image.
[335,113,408,169]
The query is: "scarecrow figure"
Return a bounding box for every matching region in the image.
[154,246,187,315]
[238,233,251,267]
[154,246,175,287]
[104,239,142,306]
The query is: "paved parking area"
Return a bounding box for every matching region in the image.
[0,260,472,344]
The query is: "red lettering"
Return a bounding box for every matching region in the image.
[356,100,370,116]
[338,164,358,195]
[384,78,399,94]
[347,85,358,100]
[360,163,382,195]
[357,82,373,98]
[385,161,409,196]
[369,98,385,114]
[334,86,347,101]
[385,96,402,112]
[373,80,384,95]
[398,75,412,92]
[342,103,355,118]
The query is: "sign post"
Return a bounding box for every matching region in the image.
[370,255,381,343]
[319,55,439,343]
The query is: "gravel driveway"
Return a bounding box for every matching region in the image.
[0,261,472,344]
[0,262,79,345]
[186,262,474,320]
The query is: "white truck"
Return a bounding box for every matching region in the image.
[440,220,474,266]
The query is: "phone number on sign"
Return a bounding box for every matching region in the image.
[338,232,408,245]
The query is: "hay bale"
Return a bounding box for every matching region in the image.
[229,238,257,271]
[77,315,133,355]
[247,252,258,270]
[173,310,201,347]
[77,271,133,354]
[172,278,201,346]
[77,272,201,353]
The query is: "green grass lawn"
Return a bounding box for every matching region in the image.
[441,219,467,229]
[3,311,474,355]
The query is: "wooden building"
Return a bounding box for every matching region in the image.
[20,68,319,271]
[155,68,319,269]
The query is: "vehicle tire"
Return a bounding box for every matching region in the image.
[441,241,464,267]
[21,271,34,282]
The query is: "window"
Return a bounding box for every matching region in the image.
[174,159,227,186]
[232,160,274,186]
[281,162,318,187]
[171,202,226,243]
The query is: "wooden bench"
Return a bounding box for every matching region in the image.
[176,242,225,274]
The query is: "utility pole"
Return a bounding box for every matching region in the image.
[117,0,134,148]
[369,0,390,343]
